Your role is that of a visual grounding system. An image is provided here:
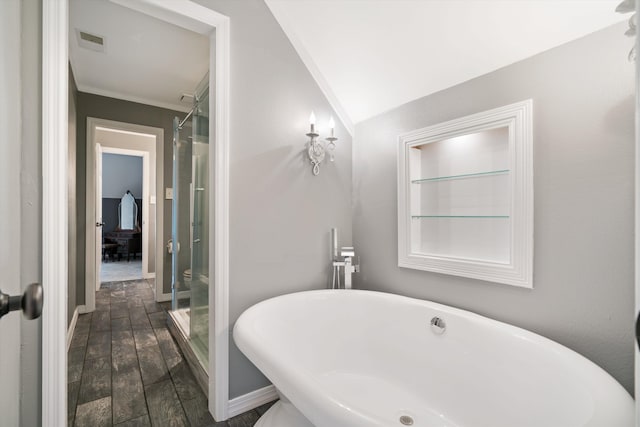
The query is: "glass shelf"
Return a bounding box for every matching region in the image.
[411,169,509,184]
[412,215,509,219]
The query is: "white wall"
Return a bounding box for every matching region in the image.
[353,23,634,393]
[102,153,143,198]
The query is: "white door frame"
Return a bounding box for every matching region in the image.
[99,145,152,282]
[42,0,231,424]
[42,0,69,425]
[635,0,639,421]
[85,118,164,308]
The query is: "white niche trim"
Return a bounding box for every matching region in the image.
[397,100,533,288]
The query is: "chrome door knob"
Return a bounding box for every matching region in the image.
[0,283,43,320]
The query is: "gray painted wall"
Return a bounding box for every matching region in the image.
[68,66,78,325]
[102,153,143,199]
[194,0,353,398]
[353,23,634,393]
[76,93,183,303]
[20,0,42,424]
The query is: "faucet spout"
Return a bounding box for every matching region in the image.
[344,256,353,289]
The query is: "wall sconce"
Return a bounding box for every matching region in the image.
[306,111,338,176]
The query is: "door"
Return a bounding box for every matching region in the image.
[96,143,103,290]
[0,0,45,424]
[171,117,190,313]
[0,0,23,422]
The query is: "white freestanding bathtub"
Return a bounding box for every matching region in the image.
[233,290,633,427]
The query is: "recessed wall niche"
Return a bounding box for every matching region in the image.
[397,100,533,288]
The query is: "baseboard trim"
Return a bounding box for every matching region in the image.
[77,304,90,314]
[156,292,171,302]
[227,385,278,418]
[66,307,79,352]
[143,272,156,279]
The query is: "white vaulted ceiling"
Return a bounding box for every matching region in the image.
[69,0,209,112]
[266,0,627,132]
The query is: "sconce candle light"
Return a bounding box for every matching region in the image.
[306,111,338,175]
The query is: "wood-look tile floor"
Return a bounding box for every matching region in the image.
[68,279,275,427]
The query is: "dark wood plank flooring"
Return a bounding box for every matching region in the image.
[68,279,275,427]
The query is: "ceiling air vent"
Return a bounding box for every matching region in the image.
[76,29,105,53]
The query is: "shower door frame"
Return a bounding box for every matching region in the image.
[42,0,231,424]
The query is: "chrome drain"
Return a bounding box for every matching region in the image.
[430,316,446,334]
[399,415,414,425]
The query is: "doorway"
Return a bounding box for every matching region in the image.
[43,1,231,425]
[100,148,147,284]
[85,119,164,310]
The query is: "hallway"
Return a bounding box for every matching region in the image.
[67,279,273,426]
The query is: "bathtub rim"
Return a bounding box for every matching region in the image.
[233,289,633,427]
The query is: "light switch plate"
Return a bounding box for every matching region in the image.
[165,188,173,200]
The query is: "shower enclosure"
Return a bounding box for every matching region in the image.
[169,75,211,381]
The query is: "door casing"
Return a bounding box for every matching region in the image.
[85,118,163,311]
[42,0,69,425]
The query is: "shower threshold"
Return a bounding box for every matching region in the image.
[168,309,210,397]
[171,307,191,336]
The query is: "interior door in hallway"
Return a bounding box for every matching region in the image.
[0,0,23,423]
[96,143,103,290]
[0,0,46,423]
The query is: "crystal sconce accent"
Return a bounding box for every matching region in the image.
[306,112,338,176]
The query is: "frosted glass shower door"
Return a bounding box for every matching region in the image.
[190,88,210,364]
[170,81,210,368]
[171,117,193,327]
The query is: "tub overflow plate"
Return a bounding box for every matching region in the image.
[399,415,414,425]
